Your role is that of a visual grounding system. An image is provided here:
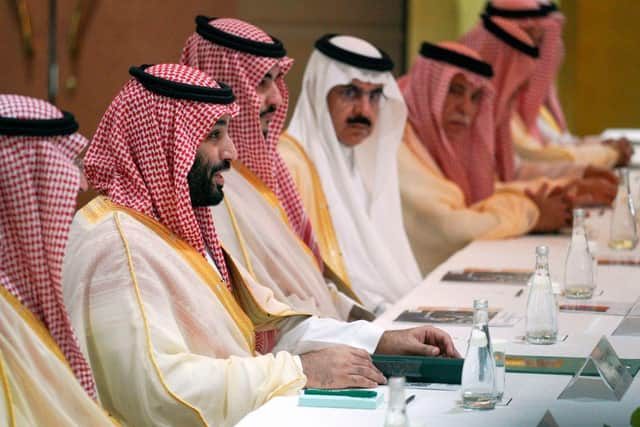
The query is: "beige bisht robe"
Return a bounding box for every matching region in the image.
[0,286,118,427]
[62,196,307,427]
[512,108,617,169]
[212,163,364,321]
[399,123,540,275]
[278,134,354,292]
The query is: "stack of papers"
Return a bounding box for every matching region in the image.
[396,307,521,327]
[558,301,633,316]
[442,269,532,285]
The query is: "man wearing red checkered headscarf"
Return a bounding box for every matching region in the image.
[62,63,306,426]
[62,63,460,426]
[462,14,617,212]
[181,17,322,266]
[484,0,632,168]
[180,17,370,321]
[0,94,117,425]
[462,14,541,181]
[400,42,497,206]
[397,41,538,274]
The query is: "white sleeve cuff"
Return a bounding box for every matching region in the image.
[273,317,385,355]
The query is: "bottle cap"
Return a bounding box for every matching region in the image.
[473,299,488,309]
[388,376,405,388]
[536,245,549,256]
[573,208,585,219]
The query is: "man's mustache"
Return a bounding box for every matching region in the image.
[260,105,277,118]
[449,114,471,126]
[207,159,231,182]
[346,115,371,127]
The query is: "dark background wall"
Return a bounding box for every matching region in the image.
[1,0,405,136]
[3,1,638,143]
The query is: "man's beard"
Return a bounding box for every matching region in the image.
[187,154,231,207]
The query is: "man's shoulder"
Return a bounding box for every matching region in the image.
[277,132,315,180]
[70,196,162,253]
[277,132,305,161]
[277,131,301,147]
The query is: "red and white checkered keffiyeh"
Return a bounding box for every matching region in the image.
[540,11,567,132]
[399,42,496,205]
[180,18,323,267]
[86,64,277,353]
[509,11,566,139]
[0,94,97,398]
[86,64,237,283]
[488,0,567,137]
[461,16,538,181]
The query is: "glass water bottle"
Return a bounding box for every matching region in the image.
[564,209,596,299]
[609,168,638,250]
[384,377,408,427]
[526,246,558,344]
[461,299,496,410]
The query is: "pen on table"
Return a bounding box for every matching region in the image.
[515,288,524,297]
[304,389,377,398]
[405,394,416,405]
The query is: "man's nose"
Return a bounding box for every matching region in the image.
[267,83,283,110]
[78,171,89,192]
[221,135,238,161]
[354,94,374,117]
[458,94,473,116]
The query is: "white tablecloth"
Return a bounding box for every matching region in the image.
[237,213,640,427]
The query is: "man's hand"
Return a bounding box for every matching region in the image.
[563,178,617,207]
[299,345,386,389]
[375,326,461,358]
[526,183,571,232]
[602,138,634,167]
[583,165,618,185]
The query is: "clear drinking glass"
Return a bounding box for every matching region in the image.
[526,246,558,344]
[564,209,595,299]
[492,339,507,402]
[587,240,599,291]
[384,377,408,427]
[609,168,638,250]
[461,299,497,410]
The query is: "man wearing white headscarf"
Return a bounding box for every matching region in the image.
[280,34,421,314]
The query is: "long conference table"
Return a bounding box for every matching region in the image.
[236,209,640,427]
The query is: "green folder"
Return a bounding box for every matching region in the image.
[506,355,640,377]
[371,355,463,384]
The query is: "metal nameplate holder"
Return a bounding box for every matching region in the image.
[536,410,560,427]
[613,297,640,337]
[558,335,633,401]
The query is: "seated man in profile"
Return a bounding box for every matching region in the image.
[181,17,367,321]
[62,63,460,427]
[461,14,617,205]
[397,41,563,274]
[279,34,422,314]
[0,94,116,426]
[483,0,632,169]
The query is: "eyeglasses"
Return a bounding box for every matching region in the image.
[335,85,386,106]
